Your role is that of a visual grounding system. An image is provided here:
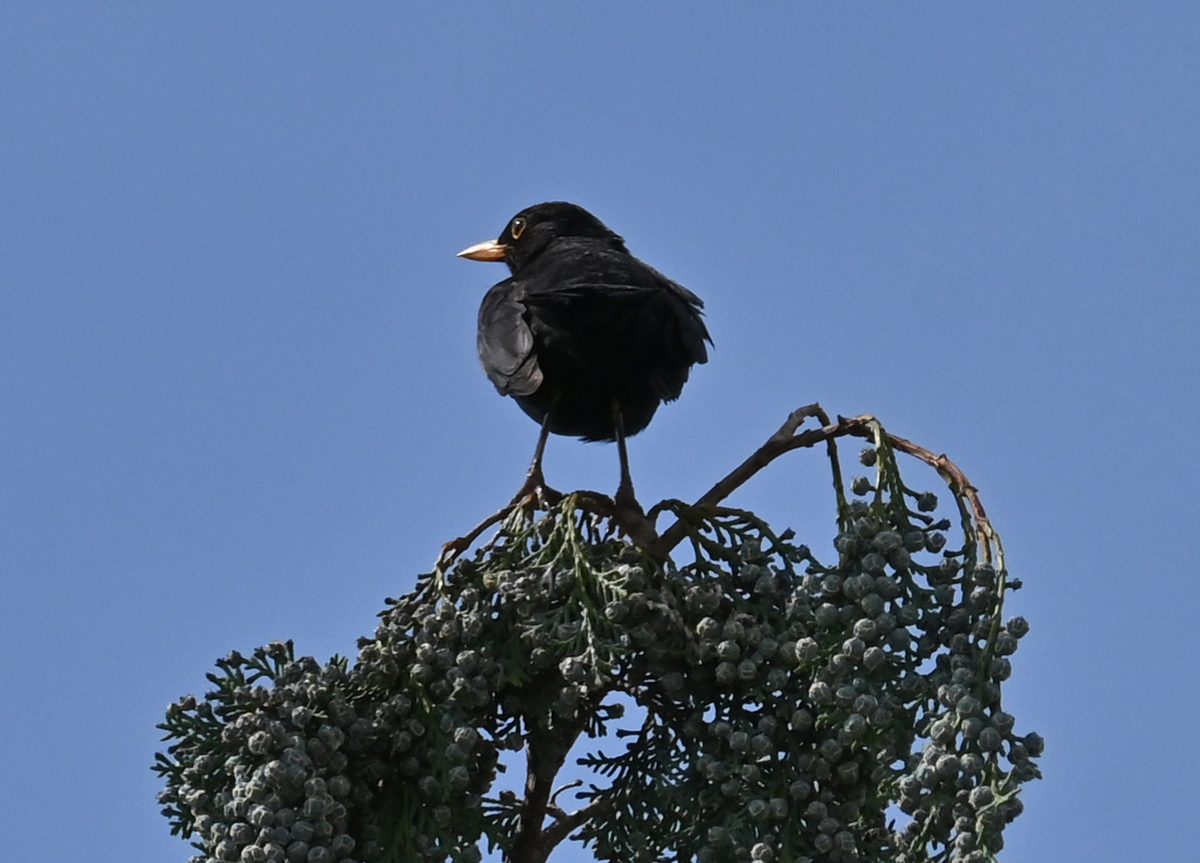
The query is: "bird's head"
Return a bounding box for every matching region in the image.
[458,201,627,273]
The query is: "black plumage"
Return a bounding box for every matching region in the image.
[459,201,710,501]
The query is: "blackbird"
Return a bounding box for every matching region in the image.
[459,201,710,505]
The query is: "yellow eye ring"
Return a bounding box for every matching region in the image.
[511,217,527,240]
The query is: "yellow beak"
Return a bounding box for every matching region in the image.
[457,239,508,262]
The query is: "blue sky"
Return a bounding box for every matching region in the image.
[2,3,1197,861]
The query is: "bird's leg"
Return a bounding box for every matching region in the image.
[612,401,642,513]
[510,411,561,507]
[528,416,552,488]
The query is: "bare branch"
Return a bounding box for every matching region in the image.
[509,719,588,863]
[652,409,874,556]
[436,500,520,571]
[651,407,994,560]
[884,431,997,562]
[539,796,613,853]
[549,779,583,809]
[439,402,996,582]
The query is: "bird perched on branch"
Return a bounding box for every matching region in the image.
[459,201,711,508]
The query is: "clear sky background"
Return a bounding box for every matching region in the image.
[2,4,1197,862]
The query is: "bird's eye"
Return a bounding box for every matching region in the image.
[510,217,527,240]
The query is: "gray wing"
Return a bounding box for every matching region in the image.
[477,279,543,397]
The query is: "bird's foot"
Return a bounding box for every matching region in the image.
[613,479,644,517]
[608,481,662,550]
[509,468,563,509]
